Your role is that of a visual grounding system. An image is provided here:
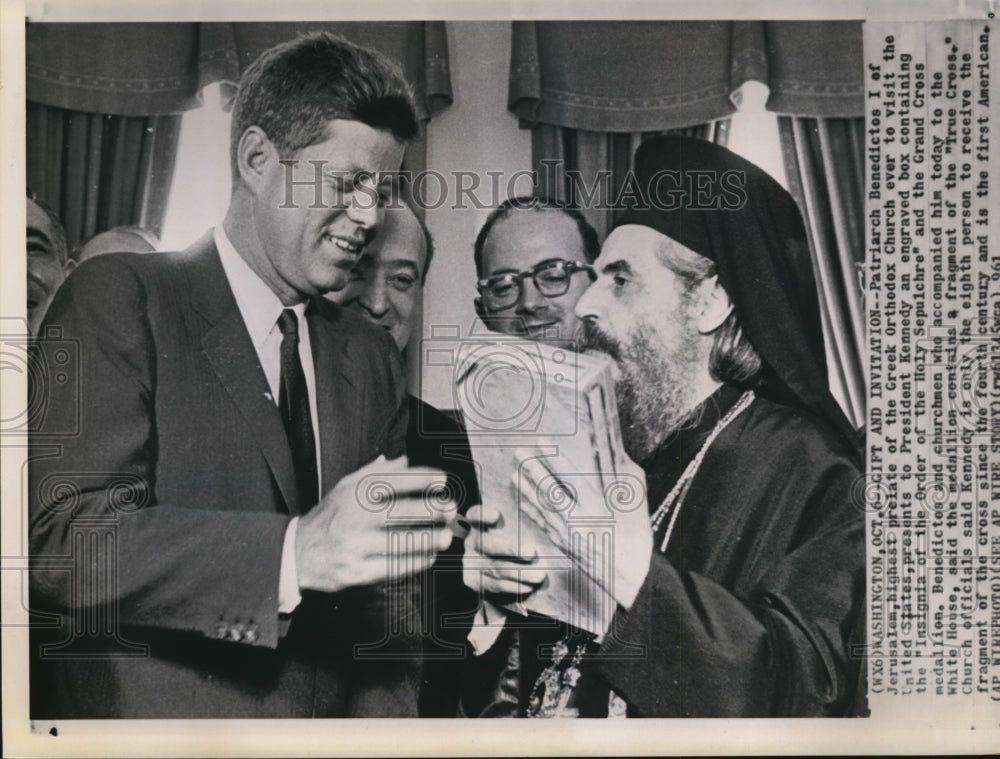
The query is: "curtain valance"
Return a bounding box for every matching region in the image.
[26,21,453,119]
[509,21,863,131]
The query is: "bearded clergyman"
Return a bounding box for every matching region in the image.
[463,135,866,718]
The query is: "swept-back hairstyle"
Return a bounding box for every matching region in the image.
[655,238,763,388]
[473,196,600,278]
[416,212,435,281]
[229,31,419,179]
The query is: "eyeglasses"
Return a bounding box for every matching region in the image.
[476,259,593,311]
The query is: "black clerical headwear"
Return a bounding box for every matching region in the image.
[617,134,859,453]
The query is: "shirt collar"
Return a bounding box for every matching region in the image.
[214,225,306,348]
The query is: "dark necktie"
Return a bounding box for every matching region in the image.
[277,308,318,511]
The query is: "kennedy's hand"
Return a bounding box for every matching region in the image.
[296,455,457,593]
[462,504,548,601]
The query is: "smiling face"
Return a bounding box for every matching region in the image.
[241,118,405,305]
[26,197,68,336]
[331,204,426,351]
[478,210,593,345]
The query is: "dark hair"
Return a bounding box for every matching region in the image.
[26,188,69,265]
[229,31,419,180]
[473,196,600,278]
[74,225,159,261]
[416,212,435,282]
[655,237,763,387]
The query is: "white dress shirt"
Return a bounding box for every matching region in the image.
[214,226,319,615]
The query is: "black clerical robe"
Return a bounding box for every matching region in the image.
[597,383,866,717]
[464,383,865,718]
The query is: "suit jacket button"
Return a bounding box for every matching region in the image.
[244,627,258,643]
[215,623,228,639]
[228,623,245,642]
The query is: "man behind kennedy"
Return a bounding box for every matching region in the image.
[29,32,457,718]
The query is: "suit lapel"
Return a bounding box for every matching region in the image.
[308,300,363,495]
[187,233,301,514]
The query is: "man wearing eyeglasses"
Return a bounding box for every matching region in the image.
[464,139,865,718]
[460,196,602,716]
[472,197,599,346]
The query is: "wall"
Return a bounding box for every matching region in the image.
[417,21,532,410]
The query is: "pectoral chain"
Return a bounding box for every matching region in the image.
[650,390,755,553]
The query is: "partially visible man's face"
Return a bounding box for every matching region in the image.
[27,198,68,336]
[253,118,405,302]
[575,224,709,461]
[329,204,426,351]
[478,210,592,345]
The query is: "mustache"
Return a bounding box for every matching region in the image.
[580,320,621,360]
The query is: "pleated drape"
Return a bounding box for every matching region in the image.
[509,21,863,131]
[531,121,730,241]
[26,103,181,250]
[779,117,867,428]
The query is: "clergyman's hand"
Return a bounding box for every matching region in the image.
[517,450,652,610]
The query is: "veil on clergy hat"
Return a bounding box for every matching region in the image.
[617,134,859,454]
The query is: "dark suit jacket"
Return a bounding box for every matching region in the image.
[405,396,481,716]
[29,232,418,718]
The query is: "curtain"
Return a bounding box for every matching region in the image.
[27,103,181,249]
[510,21,863,132]
[513,20,864,240]
[26,22,453,120]
[510,21,740,132]
[513,20,867,425]
[778,117,867,429]
[761,22,864,117]
[25,21,454,241]
[26,23,203,116]
[532,121,730,240]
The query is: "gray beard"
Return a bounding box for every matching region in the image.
[617,327,705,461]
[583,318,705,463]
